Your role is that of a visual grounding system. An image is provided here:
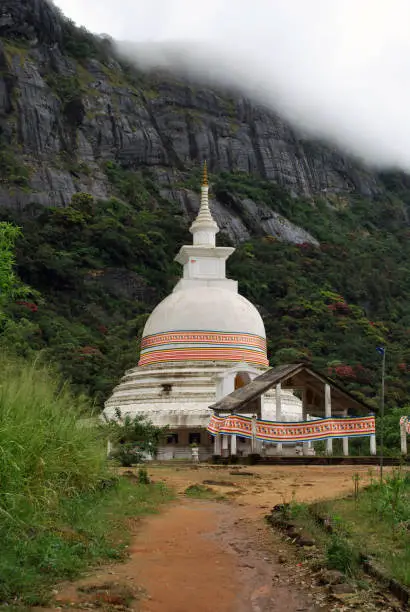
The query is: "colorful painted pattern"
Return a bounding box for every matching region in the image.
[207,414,376,443]
[138,330,269,367]
[400,416,410,434]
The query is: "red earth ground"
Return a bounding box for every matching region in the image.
[47,465,402,612]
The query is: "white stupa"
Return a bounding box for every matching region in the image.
[104,164,302,459]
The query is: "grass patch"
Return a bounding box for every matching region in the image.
[322,470,410,586]
[1,478,172,605]
[184,484,225,500]
[0,357,172,605]
[274,470,410,587]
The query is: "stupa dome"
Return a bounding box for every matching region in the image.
[139,286,268,367]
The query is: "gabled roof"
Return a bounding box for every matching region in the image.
[209,363,374,415]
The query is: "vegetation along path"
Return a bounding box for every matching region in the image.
[45,465,405,612]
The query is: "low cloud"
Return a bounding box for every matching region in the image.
[55,0,410,171]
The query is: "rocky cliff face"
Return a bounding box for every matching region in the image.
[0,0,381,245]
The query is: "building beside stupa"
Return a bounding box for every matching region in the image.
[104,164,303,459]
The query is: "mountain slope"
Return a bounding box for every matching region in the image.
[0,0,409,420]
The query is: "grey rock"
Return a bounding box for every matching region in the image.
[0,0,62,45]
[318,569,344,585]
[0,0,386,246]
[161,188,317,245]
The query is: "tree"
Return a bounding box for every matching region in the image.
[0,222,21,310]
[0,222,34,323]
[103,409,169,466]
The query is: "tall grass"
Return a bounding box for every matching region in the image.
[0,357,172,604]
[0,357,107,603]
[0,356,107,526]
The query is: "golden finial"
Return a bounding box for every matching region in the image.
[202,160,208,187]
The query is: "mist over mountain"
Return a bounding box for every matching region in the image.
[54,0,410,172]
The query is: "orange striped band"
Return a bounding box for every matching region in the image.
[138,330,268,367]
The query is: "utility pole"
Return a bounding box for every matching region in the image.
[379,348,386,483]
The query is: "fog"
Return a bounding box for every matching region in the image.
[54,0,410,171]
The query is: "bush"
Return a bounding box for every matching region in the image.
[0,150,30,187]
[326,535,359,575]
[138,467,150,484]
[104,410,168,466]
[112,442,138,467]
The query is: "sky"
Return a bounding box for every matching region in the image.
[53,0,410,171]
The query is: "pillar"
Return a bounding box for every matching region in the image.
[368,411,377,456]
[342,437,349,456]
[401,419,408,455]
[302,390,310,456]
[251,415,258,453]
[307,414,313,454]
[222,434,229,457]
[370,433,377,456]
[275,382,283,455]
[231,434,237,456]
[325,383,333,455]
[214,433,221,455]
[303,422,313,456]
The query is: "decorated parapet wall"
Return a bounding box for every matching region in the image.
[208,414,376,444]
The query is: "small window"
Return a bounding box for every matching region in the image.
[238,437,246,443]
[166,433,178,444]
[189,432,201,445]
[161,383,172,395]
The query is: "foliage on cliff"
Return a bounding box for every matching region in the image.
[0,166,409,415]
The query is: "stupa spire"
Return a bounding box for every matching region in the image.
[189,161,218,246]
[202,160,208,186]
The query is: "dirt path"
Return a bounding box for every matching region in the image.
[53,499,324,612]
[50,465,393,612]
[128,500,324,612]
[147,464,379,517]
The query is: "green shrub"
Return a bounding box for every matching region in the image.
[138,467,150,484]
[104,411,168,466]
[326,535,359,575]
[368,470,410,524]
[0,150,30,187]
